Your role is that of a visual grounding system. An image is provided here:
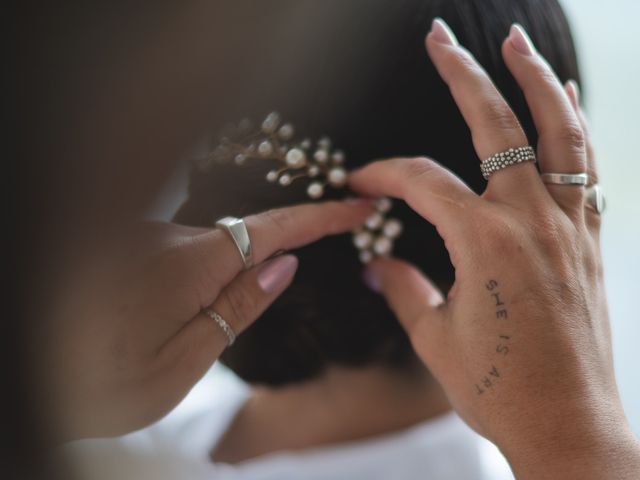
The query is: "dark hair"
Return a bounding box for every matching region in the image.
[175,0,581,386]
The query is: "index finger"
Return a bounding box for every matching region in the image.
[350,156,479,244]
[190,199,374,303]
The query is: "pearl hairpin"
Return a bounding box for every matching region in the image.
[197,112,404,262]
[198,112,349,200]
[352,198,403,264]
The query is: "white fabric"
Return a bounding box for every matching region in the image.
[62,369,514,480]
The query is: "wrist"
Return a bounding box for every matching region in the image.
[502,417,640,479]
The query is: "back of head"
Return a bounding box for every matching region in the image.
[175,0,581,386]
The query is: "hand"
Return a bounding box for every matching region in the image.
[48,200,372,441]
[351,20,640,479]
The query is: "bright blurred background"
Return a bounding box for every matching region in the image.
[152,0,640,435]
[560,0,640,434]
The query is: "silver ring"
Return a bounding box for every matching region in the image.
[215,216,254,270]
[541,173,589,186]
[203,308,236,346]
[586,184,606,215]
[480,146,537,180]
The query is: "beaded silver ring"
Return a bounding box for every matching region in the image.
[480,146,537,180]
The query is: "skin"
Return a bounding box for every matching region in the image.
[51,15,640,480]
[212,366,450,464]
[352,20,640,479]
[49,200,373,441]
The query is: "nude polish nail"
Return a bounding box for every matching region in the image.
[257,255,298,294]
[362,268,381,293]
[430,18,459,46]
[509,24,536,56]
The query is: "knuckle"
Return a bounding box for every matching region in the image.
[555,122,586,154]
[261,207,293,233]
[220,282,256,330]
[530,212,574,260]
[402,156,439,179]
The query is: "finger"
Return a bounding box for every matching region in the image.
[426,18,545,201]
[349,157,478,255]
[363,257,447,368]
[158,255,299,383]
[503,24,588,218]
[565,81,601,234]
[185,199,373,308]
[565,81,598,184]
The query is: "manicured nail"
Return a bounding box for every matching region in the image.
[257,255,298,294]
[362,268,381,293]
[509,24,536,56]
[430,18,459,46]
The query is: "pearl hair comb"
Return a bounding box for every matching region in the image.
[196,111,403,263]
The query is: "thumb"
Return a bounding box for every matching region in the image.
[363,257,447,357]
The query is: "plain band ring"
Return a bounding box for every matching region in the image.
[541,173,589,186]
[586,184,606,215]
[216,216,254,270]
[203,308,236,346]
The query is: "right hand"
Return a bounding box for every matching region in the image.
[352,20,640,479]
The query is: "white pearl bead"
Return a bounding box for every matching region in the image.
[331,150,345,164]
[266,170,278,183]
[278,123,294,140]
[307,182,324,199]
[375,197,392,213]
[373,236,392,256]
[359,250,374,264]
[383,219,403,239]
[353,231,373,250]
[286,148,307,168]
[328,167,347,187]
[365,212,384,230]
[258,140,274,157]
[314,149,329,164]
[308,165,320,177]
[261,112,280,134]
[300,138,312,150]
[279,173,292,186]
[234,154,247,165]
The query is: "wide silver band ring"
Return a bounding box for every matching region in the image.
[203,308,236,346]
[541,172,589,186]
[480,146,537,180]
[586,184,606,215]
[215,216,254,270]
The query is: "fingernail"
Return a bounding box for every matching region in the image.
[509,24,536,56]
[430,18,459,46]
[257,255,298,294]
[362,268,381,293]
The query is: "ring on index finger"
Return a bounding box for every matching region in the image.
[215,216,254,270]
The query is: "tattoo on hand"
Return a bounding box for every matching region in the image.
[475,280,512,395]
